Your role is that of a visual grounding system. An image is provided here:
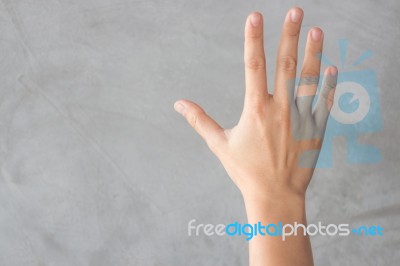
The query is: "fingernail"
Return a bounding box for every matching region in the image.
[311,28,322,41]
[174,102,185,114]
[328,66,337,76]
[250,13,261,27]
[290,9,302,23]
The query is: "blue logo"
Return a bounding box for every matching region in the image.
[312,39,382,167]
[294,40,382,168]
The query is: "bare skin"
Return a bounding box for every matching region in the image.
[174,7,337,266]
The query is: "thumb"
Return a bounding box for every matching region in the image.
[174,100,226,153]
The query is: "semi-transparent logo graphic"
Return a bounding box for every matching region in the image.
[319,40,381,167]
[294,39,382,168]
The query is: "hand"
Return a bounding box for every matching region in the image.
[174,7,338,266]
[174,8,337,202]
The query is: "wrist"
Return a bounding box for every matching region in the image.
[240,181,307,206]
[242,189,307,224]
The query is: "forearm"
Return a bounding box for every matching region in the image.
[243,192,313,266]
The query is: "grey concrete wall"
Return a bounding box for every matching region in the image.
[0,0,399,265]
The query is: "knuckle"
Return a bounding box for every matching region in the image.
[245,56,266,71]
[247,32,263,41]
[187,110,202,130]
[300,71,320,85]
[287,29,300,37]
[278,55,297,72]
[301,69,319,81]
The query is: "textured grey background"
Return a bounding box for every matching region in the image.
[0,0,399,265]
